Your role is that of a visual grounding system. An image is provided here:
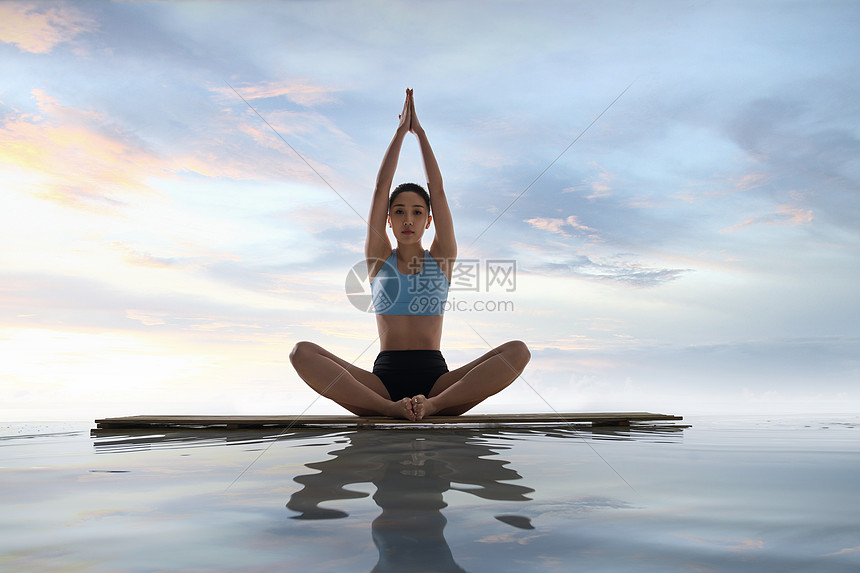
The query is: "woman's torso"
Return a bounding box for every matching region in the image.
[376,314,444,350]
[370,249,450,351]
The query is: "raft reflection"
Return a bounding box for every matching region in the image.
[287,430,535,573]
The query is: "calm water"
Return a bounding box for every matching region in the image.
[1,416,858,572]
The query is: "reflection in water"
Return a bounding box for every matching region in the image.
[90,427,340,453]
[90,423,684,454]
[90,425,684,571]
[287,431,534,573]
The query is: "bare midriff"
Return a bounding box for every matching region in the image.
[376,314,444,350]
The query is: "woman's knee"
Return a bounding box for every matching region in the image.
[289,341,318,366]
[503,340,531,370]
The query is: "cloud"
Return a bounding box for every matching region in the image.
[1,86,346,215]
[240,107,352,154]
[525,215,600,240]
[822,545,860,559]
[720,93,860,236]
[125,310,167,327]
[109,242,193,271]
[0,90,164,212]
[0,268,308,345]
[578,260,689,286]
[732,172,769,192]
[217,80,342,107]
[720,204,814,233]
[558,336,860,405]
[563,162,615,199]
[210,83,360,188]
[523,249,691,287]
[0,3,96,54]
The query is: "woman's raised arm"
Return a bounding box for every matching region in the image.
[366,92,411,262]
[410,92,457,270]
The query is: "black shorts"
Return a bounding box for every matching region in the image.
[372,350,449,401]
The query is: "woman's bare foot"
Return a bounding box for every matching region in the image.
[383,397,417,421]
[411,395,439,421]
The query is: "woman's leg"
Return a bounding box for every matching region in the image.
[413,340,531,419]
[289,341,416,420]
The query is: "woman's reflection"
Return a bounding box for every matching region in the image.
[287,430,535,572]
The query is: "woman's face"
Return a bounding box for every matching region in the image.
[389,191,431,244]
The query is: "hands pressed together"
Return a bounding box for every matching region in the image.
[397,88,423,135]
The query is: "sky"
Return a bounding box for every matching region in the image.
[1,0,858,421]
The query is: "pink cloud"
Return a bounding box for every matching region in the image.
[0,90,164,212]
[822,545,860,558]
[216,80,341,107]
[525,215,600,240]
[733,172,769,192]
[0,3,96,54]
[720,204,814,233]
[586,162,614,199]
[1,84,350,213]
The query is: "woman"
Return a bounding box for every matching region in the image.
[290,89,530,421]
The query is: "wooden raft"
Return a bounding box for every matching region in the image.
[94,412,684,430]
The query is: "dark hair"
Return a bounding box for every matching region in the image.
[389,183,430,213]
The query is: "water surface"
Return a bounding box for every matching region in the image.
[1,416,858,572]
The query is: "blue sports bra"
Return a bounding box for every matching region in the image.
[370,250,450,316]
